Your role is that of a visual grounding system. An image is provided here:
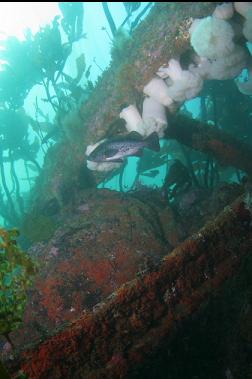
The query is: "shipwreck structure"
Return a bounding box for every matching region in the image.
[6,3,252,378]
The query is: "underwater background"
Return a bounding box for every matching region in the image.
[0,2,252,379]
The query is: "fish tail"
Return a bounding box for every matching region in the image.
[145,132,160,152]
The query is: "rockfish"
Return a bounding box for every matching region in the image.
[87,132,160,163]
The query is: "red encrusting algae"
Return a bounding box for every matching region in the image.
[9,193,252,379]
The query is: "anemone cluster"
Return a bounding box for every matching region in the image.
[87,2,252,172]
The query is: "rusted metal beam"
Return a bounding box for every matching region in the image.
[166,114,252,177]
[12,192,252,379]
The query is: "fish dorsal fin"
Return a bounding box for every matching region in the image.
[127,131,143,140]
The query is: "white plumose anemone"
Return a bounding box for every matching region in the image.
[143,77,174,107]
[234,2,252,41]
[189,12,251,86]
[119,104,145,135]
[190,16,235,59]
[86,160,121,172]
[213,3,234,20]
[157,59,203,102]
[190,45,249,80]
[234,2,252,17]
[142,96,167,137]
[243,8,252,42]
